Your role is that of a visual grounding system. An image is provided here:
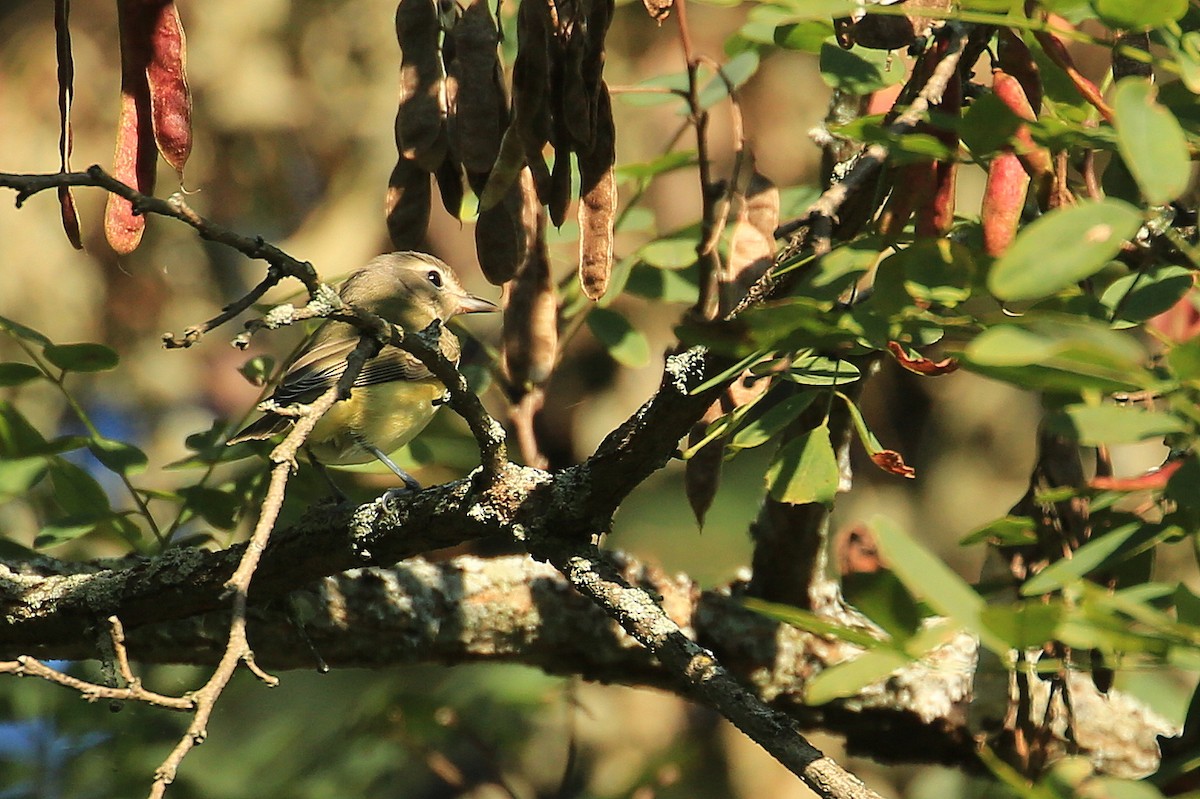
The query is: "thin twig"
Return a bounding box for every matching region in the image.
[0,655,193,710]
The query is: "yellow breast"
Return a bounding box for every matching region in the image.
[307,379,445,465]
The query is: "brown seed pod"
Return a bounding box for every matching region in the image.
[433,153,464,218]
[512,0,553,201]
[385,157,431,250]
[562,35,593,149]
[395,0,447,172]
[878,161,937,239]
[53,0,82,250]
[475,167,531,285]
[981,150,1030,257]
[145,2,191,176]
[577,85,615,300]
[478,124,528,212]
[724,168,779,313]
[685,417,723,530]
[915,72,960,238]
[996,28,1042,114]
[1030,25,1113,123]
[106,0,160,255]
[503,178,557,390]
[449,0,507,176]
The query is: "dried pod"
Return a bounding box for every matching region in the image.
[503,181,557,389]
[981,150,1030,257]
[996,28,1042,114]
[433,153,464,217]
[395,0,448,172]
[878,162,937,239]
[475,168,530,284]
[562,36,593,149]
[385,157,431,250]
[576,85,616,300]
[991,69,1053,209]
[478,124,528,211]
[449,0,507,175]
[53,0,82,249]
[724,169,779,313]
[685,421,723,530]
[145,2,191,175]
[1030,27,1114,123]
[915,72,960,237]
[512,0,553,200]
[106,0,160,255]
[548,144,573,228]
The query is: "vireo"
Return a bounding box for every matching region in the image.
[228,251,495,490]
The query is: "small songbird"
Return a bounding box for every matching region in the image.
[227,251,496,491]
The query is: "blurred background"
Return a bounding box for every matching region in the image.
[0,0,1194,797]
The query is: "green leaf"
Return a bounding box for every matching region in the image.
[1091,0,1187,29]
[870,516,1006,653]
[727,391,817,452]
[843,570,924,643]
[625,262,699,304]
[89,437,149,476]
[980,602,1063,650]
[780,354,861,386]
[0,362,43,387]
[987,200,1144,301]
[587,308,651,368]
[695,51,760,110]
[638,237,698,270]
[895,240,976,306]
[838,390,883,455]
[819,41,905,94]
[1044,403,1186,445]
[765,422,839,505]
[0,456,48,497]
[958,91,1025,158]
[0,400,48,457]
[0,314,52,347]
[769,0,859,22]
[34,515,111,549]
[238,356,276,386]
[1020,522,1152,595]
[773,20,834,52]
[616,151,698,182]
[1112,79,1192,205]
[43,342,119,373]
[791,241,877,302]
[961,515,1037,546]
[1101,265,1194,325]
[742,597,883,649]
[48,459,111,517]
[805,649,913,705]
[178,486,241,530]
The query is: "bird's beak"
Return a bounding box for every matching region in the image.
[455,293,498,315]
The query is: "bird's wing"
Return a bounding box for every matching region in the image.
[271,337,435,406]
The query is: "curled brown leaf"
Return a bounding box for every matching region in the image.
[870,450,916,479]
[886,341,959,376]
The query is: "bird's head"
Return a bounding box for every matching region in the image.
[340,251,496,331]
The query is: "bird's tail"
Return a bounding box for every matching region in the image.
[226,414,292,446]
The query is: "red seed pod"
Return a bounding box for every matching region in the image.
[996,28,1043,115]
[992,68,1053,207]
[981,150,1030,257]
[1030,27,1113,123]
[105,0,160,255]
[53,0,82,249]
[145,2,191,175]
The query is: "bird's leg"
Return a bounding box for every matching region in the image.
[305,445,347,502]
[356,438,422,493]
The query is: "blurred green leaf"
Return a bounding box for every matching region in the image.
[638,237,698,270]
[178,486,240,530]
[843,570,923,642]
[695,51,760,110]
[765,421,839,505]
[89,437,149,476]
[49,459,111,517]
[1044,403,1186,445]
[727,390,817,452]
[43,343,119,373]
[770,0,859,22]
[1168,337,1200,381]
[34,514,111,549]
[1112,79,1192,205]
[616,151,698,182]
[0,362,42,386]
[0,400,48,457]
[587,308,651,368]
[1021,522,1152,595]
[1175,584,1200,626]
[896,240,976,306]
[0,314,53,347]
[779,353,861,386]
[961,515,1038,546]
[805,649,912,705]
[742,596,883,648]
[1092,0,1187,29]
[980,602,1063,650]
[238,356,275,386]
[790,240,877,302]
[0,456,48,497]
[773,20,834,51]
[988,200,1144,301]
[819,41,904,94]
[625,262,699,304]
[958,92,1024,157]
[1102,265,1194,325]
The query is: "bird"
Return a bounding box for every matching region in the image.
[227,251,496,493]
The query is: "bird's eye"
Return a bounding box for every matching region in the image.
[427,270,443,288]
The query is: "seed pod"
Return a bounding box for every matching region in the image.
[385,157,431,250]
[577,85,616,300]
[878,162,937,239]
[546,46,574,227]
[433,153,464,217]
[981,150,1030,257]
[685,417,723,530]
[915,72,960,237]
[476,167,531,285]
[106,0,160,255]
[395,0,447,172]
[478,124,527,212]
[503,180,557,389]
[53,0,82,250]
[449,0,507,175]
[513,0,553,201]
[1031,27,1114,123]
[145,2,191,176]
[724,168,779,313]
[562,35,593,149]
[996,28,1042,114]
[992,68,1053,208]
